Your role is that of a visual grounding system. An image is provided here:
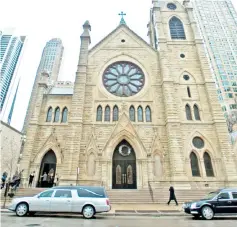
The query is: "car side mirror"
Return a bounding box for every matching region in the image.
[217,196,222,200]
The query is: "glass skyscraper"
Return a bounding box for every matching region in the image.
[192,0,237,141]
[0,29,26,117]
[23,38,64,132]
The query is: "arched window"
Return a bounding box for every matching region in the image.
[145,106,151,122]
[46,107,53,122]
[190,152,201,177]
[185,104,192,120]
[61,107,68,123]
[137,106,143,122]
[194,105,201,120]
[113,105,119,121]
[96,106,102,121]
[187,87,191,98]
[54,107,60,122]
[104,106,111,122]
[204,152,214,177]
[129,106,135,122]
[169,16,186,40]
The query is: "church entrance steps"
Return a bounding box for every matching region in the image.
[1,187,213,207]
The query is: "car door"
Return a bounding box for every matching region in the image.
[230,192,237,213]
[50,189,72,212]
[216,192,232,213]
[30,190,54,212]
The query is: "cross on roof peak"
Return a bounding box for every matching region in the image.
[118,11,126,25]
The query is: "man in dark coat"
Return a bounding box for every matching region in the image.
[167,186,178,205]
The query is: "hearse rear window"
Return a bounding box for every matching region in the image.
[77,188,106,198]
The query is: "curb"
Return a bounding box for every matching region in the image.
[0,209,187,217]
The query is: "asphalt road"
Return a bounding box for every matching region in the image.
[1,213,237,227]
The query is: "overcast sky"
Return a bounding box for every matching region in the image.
[1,0,237,131]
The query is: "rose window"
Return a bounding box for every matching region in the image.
[103,61,145,97]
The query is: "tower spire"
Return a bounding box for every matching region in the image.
[118,11,126,25]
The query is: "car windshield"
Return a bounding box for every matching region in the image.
[203,191,219,200]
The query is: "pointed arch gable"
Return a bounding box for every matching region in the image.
[176,70,197,84]
[184,130,218,159]
[31,134,63,165]
[103,129,146,160]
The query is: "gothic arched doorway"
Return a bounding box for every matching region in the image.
[38,150,57,188]
[112,140,137,189]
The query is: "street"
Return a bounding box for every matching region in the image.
[1,213,237,227]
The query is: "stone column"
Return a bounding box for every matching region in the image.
[20,73,49,186]
[63,21,91,181]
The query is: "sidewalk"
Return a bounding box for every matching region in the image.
[1,204,187,217]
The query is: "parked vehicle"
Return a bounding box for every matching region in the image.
[8,186,111,219]
[182,188,237,220]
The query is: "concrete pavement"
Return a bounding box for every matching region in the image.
[1,212,237,227]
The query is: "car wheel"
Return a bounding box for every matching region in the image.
[82,205,95,219]
[16,203,28,217]
[201,206,214,220]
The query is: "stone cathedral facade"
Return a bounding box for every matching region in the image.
[20,0,237,189]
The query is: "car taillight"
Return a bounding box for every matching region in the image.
[106,199,110,205]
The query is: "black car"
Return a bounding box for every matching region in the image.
[183,188,237,220]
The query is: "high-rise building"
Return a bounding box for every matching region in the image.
[22,38,64,132]
[0,29,26,118]
[192,0,237,132]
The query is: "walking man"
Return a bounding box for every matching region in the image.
[167,186,178,205]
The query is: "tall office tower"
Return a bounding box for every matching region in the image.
[0,28,26,119]
[22,38,64,132]
[192,0,237,135]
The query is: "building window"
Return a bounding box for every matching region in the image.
[129,106,135,122]
[61,107,68,123]
[194,105,201,120]
[192,137,204,149]
[54,107,60,122]
[96,105,102,121]
[46,107,53,122]
[104,106,111,122]
[185,104,192,120]
[190,152,201,177]
[145,106,151,122]
[169,17,186,40]
[187,87,191,98]
[137,106,143,122]
[204,152,214,177]
[113,105,119,121]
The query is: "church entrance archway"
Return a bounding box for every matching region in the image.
[37,150,56,188]
[112,140,137,189]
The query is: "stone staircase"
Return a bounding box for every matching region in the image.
[1,187,212,207]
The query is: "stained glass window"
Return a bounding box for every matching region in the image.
[61,107,68,123]
[96,106,102,121]
[46,107,53,122]
[129,106,135,122]
[54,107,60,122]
[194,105,201,121]
[204,152,214,177]
[104,106,111,122]
[145,106,151,122]
[113,105,119,121]
[185,104,192,120]
[190,152,201,177]
[169,17,186,40]
[167,3,177,10]
[138,106,143,122]
[103,61,145,97]
[193,137,204,149]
